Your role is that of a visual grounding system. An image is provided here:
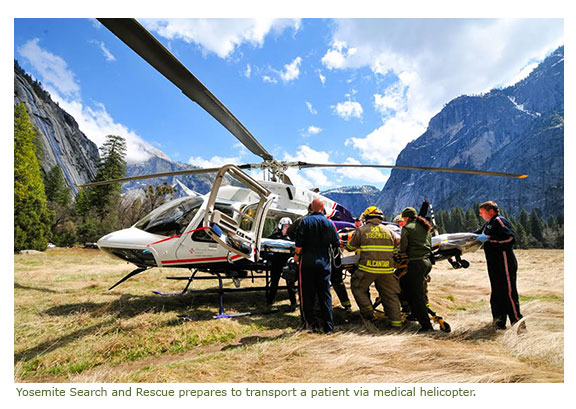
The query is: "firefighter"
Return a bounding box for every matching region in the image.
[294,198,341,333]
[266,217,298,311]
[347,206,402,328]
[399,207,434,332]
[474,201,523,330]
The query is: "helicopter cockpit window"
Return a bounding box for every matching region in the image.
[134,196,203,237]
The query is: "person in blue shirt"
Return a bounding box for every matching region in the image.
[294,198,341,333]
[475,201,523,330]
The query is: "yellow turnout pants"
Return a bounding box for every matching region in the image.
[351,269,402,326]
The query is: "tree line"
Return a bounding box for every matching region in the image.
[14,102,563,251]
[14,103,176,251]
[432,205,563,249]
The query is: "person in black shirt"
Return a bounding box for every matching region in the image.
[475,201,523,330]
[266,217,298,311]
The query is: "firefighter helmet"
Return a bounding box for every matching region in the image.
[362,206,384,220]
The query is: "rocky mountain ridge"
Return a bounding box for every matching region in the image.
[376,46,563,217]
[14,61,100,192]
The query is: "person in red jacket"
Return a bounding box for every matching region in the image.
[474,201,523,330]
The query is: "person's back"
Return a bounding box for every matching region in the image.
[401,218,432,260]
[295,212,339,270]
[352,219,397,273]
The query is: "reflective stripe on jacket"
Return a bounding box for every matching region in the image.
[347,219,398,274]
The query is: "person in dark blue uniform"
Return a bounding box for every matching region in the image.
[294,198,341,333]
[475,201,523,330]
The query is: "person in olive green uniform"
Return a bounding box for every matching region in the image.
[399,207,434,332]
[347,206,402,327]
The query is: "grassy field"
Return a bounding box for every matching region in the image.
[14,248,563,383]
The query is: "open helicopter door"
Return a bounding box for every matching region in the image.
[203,164,274,262]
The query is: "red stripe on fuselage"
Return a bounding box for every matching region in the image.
[162,254,243,265]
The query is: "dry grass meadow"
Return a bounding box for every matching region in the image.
[14,248,563,383]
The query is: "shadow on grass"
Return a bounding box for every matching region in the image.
[14,282,58,293]
[42,288,302,328]
[14,319,116,363]
[221,332,294,351]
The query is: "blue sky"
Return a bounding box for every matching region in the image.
[14,17,563,189]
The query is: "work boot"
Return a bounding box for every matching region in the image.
[493,319,506,330]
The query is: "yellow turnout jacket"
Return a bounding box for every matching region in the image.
[346,219,399,274]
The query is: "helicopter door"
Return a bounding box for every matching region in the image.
[203,164,274,262]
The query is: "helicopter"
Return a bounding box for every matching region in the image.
[84,19,528,317]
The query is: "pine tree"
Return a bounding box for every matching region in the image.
[511,219,529,249]
[45,165,77,247]
[435,210,447,234]
[529,209,545,243]
[519,209,530,233]
[14,103,53,251]
[76,134,127,242]
[450,207,466,232]
[91,135,127,222]
[464,207,479,231]
[45,165,71,206]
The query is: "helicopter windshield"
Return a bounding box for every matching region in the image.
[134,196,204,237]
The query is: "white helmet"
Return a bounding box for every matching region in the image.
[278,217,293,229]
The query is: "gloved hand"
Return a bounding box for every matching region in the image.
[287,257,295,264]
[476,234,489,243]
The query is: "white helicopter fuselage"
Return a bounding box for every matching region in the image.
[97,165,340,271]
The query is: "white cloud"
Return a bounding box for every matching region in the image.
[321,41,357,70]
[17,38,80,98]
[301,126,322,137]
[188,142,250,169]
[283,145,333,189]
[262,75,277,84]
[346,113,426,165]
[279,56,302,82]
[335,158,389,184]
[373,81,406,115]
[504,61,539,87]
[18,39,168,164]
[57,99,170,164]
[305,101,317,115]
[324,18,563,161]
[244,64,252,78]
[188,155,244,168]
[140,18,301,59]
[317,70,326,85]
[333,100,363,120]
[93,40,116,62]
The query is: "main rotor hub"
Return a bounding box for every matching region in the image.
[258,159,289,181]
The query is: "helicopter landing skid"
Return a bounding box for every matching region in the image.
[153,269,282,320]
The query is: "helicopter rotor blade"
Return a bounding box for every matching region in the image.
[97,18,273,162]
[291,162,528,179]
[76,164,255,188]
